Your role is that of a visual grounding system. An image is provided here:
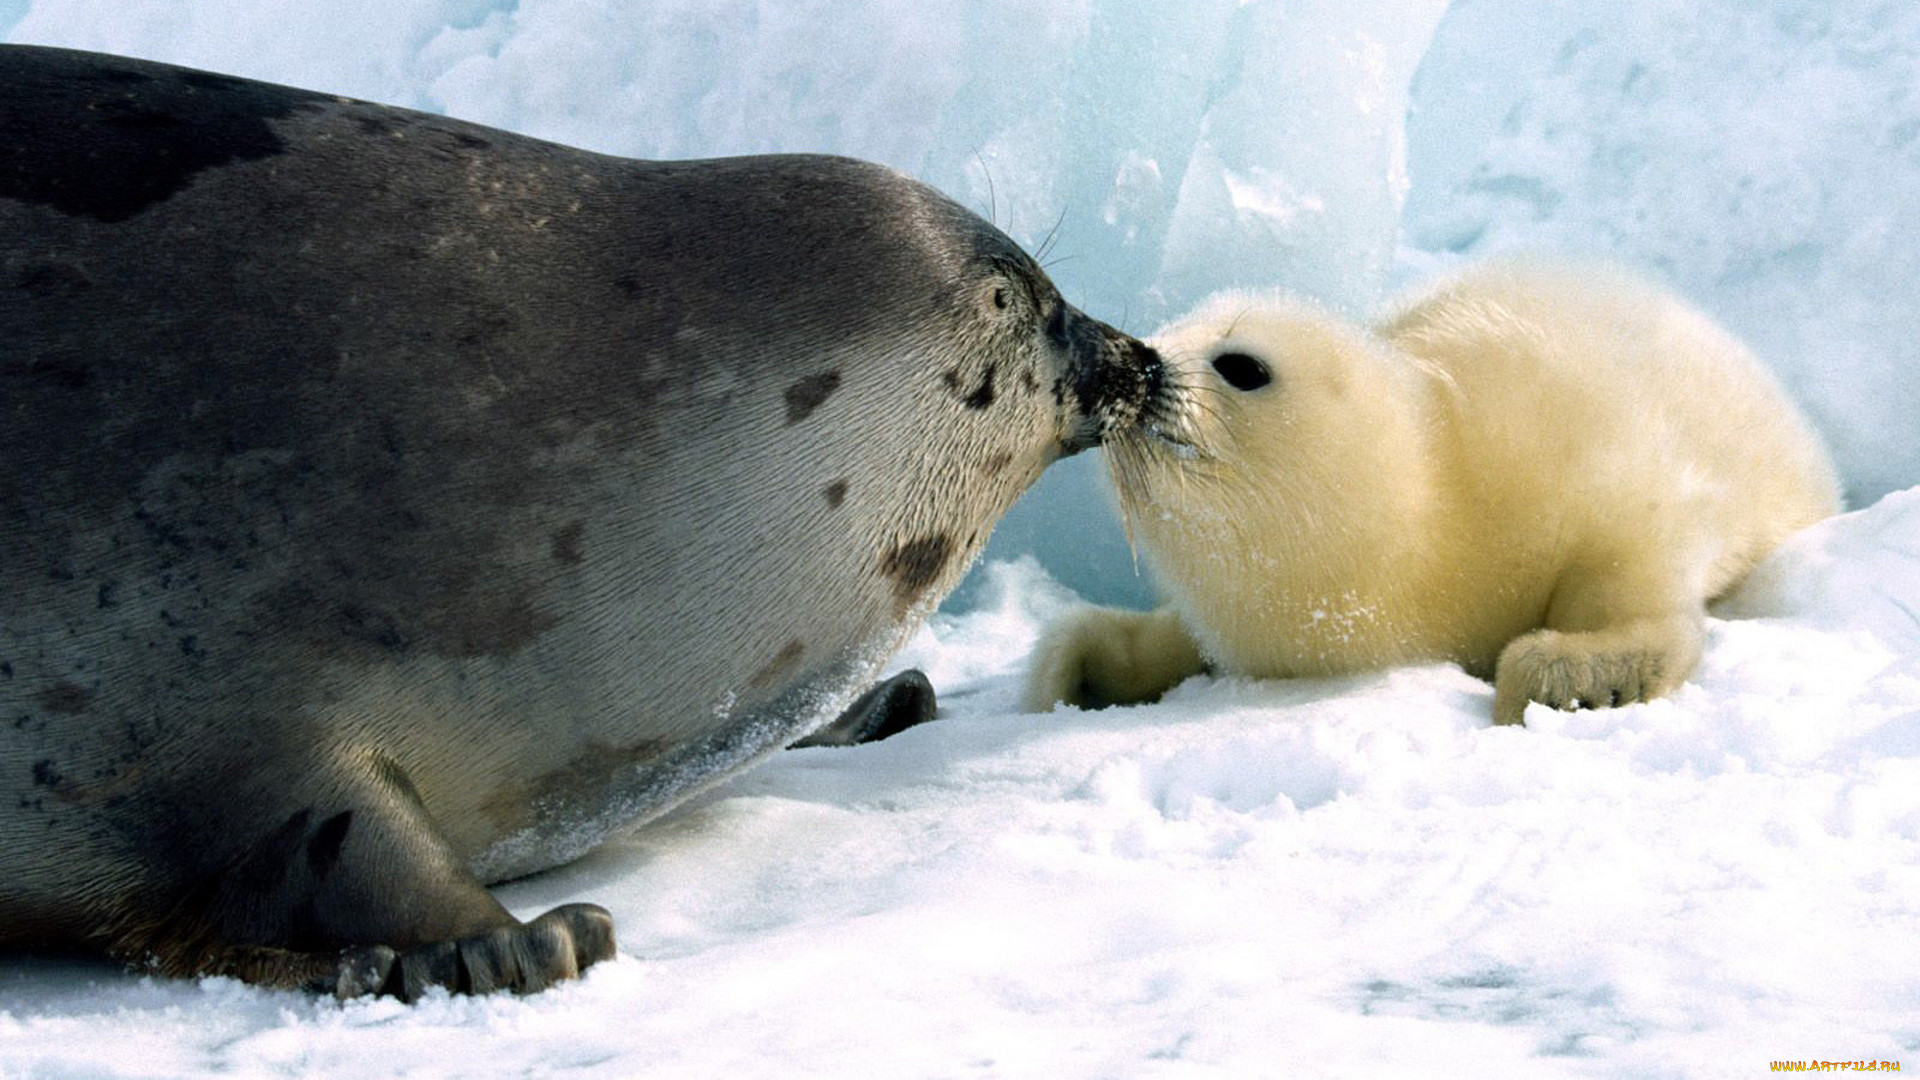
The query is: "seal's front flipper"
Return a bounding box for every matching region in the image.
[1491,613,1706,726]
[791,669,937,747]
[1491,558,1710,726]
[124,757,616,998]
[324,903,614,1000]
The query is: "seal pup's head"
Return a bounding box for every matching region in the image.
[1105,290,1436,554]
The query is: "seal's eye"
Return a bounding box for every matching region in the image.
[992,287,1010,310]
[1212,351,1272,392]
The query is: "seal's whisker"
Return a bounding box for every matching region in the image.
[1036,207,1068,263]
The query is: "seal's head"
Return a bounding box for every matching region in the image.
[904,209,1174,463]
[1104,290,1432,550]
[612,153,1170,518]
[582,154,1184,661]
[814,156,1172,461]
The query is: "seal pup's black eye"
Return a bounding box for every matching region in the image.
[992,287,1010,310]
[1212,351,1272,392]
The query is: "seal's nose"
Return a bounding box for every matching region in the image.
[1058,306,1164,452]
[1126,337,1168,399]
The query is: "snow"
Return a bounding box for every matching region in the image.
[5,490,1919,1077]
[4,0,1920,1074]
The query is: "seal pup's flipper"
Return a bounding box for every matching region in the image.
[124,756,615,999]
[791,669,938,747]
[1023,605,1208,711]
[1490,614,1706,726]
[1490,557,1709,726]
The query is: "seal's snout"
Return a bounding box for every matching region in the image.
[1059,308,1168,453]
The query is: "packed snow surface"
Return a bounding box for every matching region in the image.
[3,489,1918,1078]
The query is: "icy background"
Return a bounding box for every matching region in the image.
[7,0,1915,604]
[4,0,1920,1076]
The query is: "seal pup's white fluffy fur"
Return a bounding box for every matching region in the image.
[1027,259,1841,725]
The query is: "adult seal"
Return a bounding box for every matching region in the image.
[0,46,1165,998]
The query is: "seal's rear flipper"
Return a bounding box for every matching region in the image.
[118,756,616,999]
[791,669,937,747]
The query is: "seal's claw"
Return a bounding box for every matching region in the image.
[548,903,618,971]
[397,940,464,1002]
[326,904,615,1001]
[456,926,523,995]
[330,944,397,999]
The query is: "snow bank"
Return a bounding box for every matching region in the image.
[1404,0,1920,509]
[4,490,1917,1077]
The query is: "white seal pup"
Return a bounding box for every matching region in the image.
[0,47,1169,998]
[1026,259,1840,725]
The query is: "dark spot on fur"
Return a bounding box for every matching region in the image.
[132,507,193,556]
[339,605,409,654]
[964,364,998,410]
[0,51,322,223]
[452,133,490,150]
[824,480,848,508]
[178,635,201,658]
[551,521,586,566]
[38,682,93,715]
[96,581,119,609]
[942,368,962,392]
[429,601,559,660]
[31,759,63,788]
[749,639,807,690]
[0,662,12,679]
[981,451,1014,476]
[880,534,953,611]
[785,370,841,425]
[14,261,91,298]
[1022,371,1039,394]
[306,810,353,878]
[453,305,519,351]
